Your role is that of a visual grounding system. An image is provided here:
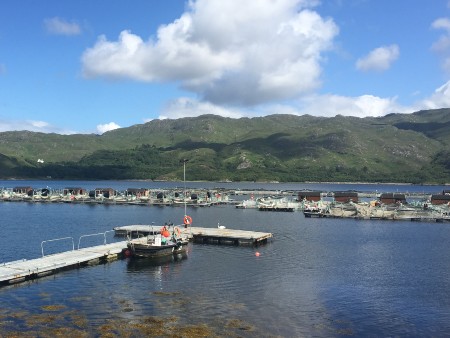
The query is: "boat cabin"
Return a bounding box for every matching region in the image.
[94,188,115,199]
[63,187,86,196]
[431,194,450,205]
[333,191,359,203]
[13,186,33,196]
[298,191,321,202]
[379,193,406,205]
[126,188,149,197]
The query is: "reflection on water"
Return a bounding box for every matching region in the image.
[1,183,450,336]
[126,251,188,272]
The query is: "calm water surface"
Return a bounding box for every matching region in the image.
[1,181,450,336]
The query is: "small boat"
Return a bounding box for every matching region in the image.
[127,223,189,258]
[127,235,179,258]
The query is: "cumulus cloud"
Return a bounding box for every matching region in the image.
[159,97,244,119]
[420,80,450,109]
[44,17,81,36]
[0,119,75,134]
[356,44,399,72]
[432,17,450,32]
[296,93,411,117]
[431,18,450,73]
[96,122,121,134]
[82,0,338,106]
[157,92,413,121]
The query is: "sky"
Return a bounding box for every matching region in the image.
[1,0,450,134]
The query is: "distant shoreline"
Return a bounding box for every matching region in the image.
[1,178,449,186]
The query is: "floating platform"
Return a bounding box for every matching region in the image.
[258,206,295,212]
[114,225,273,246]
[1,225,273,287]
[0,242,127,286]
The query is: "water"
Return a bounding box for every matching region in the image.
[1,181,450,336]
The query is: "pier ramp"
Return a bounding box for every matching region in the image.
[0,241,127,285]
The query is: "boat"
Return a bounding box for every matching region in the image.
[127,235,178,258]
[303,208,325,218]
[328,202,358,217]
[127,159,191,259]
[127,224,189,258]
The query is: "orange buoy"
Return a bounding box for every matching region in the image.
[183,215,193,225]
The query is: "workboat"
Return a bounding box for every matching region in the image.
[127,159,192,259]
[127,224,189,258]
[127,236,181,258]
[127,217,192,258]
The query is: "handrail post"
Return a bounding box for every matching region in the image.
[41,237,74,257]
[77,231,115,249]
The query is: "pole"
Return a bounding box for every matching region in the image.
[180,158,191,236]
[183,159,187,217]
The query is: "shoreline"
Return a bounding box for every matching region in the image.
[1,178,449,186]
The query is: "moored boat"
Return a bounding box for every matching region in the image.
[126,221,190,258]
[127,235,182,258]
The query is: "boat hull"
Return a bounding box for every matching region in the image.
[128,242,177,258]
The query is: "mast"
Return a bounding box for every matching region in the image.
[181,158,189,217]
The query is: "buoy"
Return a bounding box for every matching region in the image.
[184,215,193,225]
[255,252,260,257]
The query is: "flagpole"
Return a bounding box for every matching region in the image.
[180,159,190,234]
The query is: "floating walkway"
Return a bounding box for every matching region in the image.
[0,241,127,286]
[190,227,273,245]
[114,225,273,246]
[1,226,273,286]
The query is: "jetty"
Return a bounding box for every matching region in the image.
[0,241,127,285]
[114,225,273,246]
[0,226,273,286]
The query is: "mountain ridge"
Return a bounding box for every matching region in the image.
[0,109,449,183]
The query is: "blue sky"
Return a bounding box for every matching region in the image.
[1,0,450,134]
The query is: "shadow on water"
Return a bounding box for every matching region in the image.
[126,251,188,271]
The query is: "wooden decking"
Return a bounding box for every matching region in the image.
[0,241,127,285]
[114,225,273,246]
[189,227,273,245]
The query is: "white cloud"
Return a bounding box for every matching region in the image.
[159,97,244,119]
[44,17,81,36]
[356,44,399,72]
[420,80,450,109]
[297,94,411,117]
[96,122,121,134]
[431,17,450,73]
[0,119,75,134]
[432,17,450,32]
[29,120,50,128]
[82,0,338,106]
[157,93,413,121]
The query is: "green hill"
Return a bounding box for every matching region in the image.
[0,109,449,183]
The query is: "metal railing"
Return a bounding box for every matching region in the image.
[77,230,115,249]
[41,230,116,257]
[41,237,74,257]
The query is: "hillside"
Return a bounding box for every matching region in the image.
[0,109,449,183]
